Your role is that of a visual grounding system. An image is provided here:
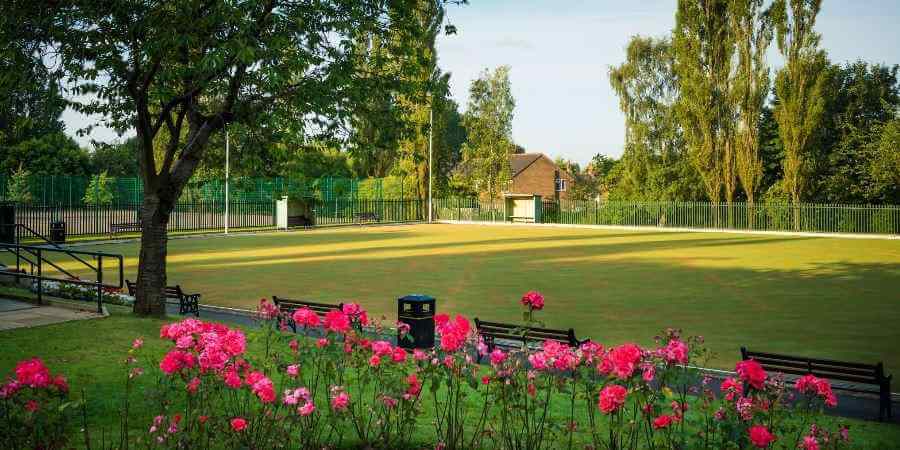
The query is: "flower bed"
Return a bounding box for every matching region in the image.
[1,295,852,449]
[30,279,134,306]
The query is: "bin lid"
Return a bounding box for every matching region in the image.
[398,294,434,302]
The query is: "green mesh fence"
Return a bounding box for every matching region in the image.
[0,175,420,206]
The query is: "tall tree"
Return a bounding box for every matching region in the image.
[460,66,515,199]
[0,3,66,145]
[730,0,772,209]
[609,36,701,201]
[771,0,827,226]
[673,0,737,208]
[814,62,900,203]
[22,0,456,316]
[394,0,453,199]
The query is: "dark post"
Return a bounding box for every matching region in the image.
[397,294,436,349]
[96,256,103,313]
[36,247,42,305]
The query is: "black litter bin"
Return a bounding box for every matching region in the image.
[49,221,66,244]
[397,294,435,349]
[0,202,16,243]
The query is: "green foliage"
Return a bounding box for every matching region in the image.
[90,139,139,176]
[772,0,828,208]
[609,36,704,201]
[812,62,900,204]
[17,0,458,205]
[82,171,115,206]
[673,0,736,204]
[5,164,31,203]
[1,132,91,176]
[730,0,773,204]
[459,66,516,199]
[0,3,66,147]
[348,0,463,193]
[869,118,900,202]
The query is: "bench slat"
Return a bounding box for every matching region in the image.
[474,318,581,361]
[747,357,877,378]
[744,350,877,371]
[741,348,892,422]
[477,327,570,340]
[475,320,572,336]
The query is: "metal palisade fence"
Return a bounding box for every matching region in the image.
[432,198,900,236]
[12,198,426,237]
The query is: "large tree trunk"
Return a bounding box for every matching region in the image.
[133,193,172,317]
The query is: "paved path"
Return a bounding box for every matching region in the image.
[0,298,104,331]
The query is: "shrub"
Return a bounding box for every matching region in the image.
[0,358,75,449]
[82,171,115,206]
[11,294,853,449]
[6,164,32,204]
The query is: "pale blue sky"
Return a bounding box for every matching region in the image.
[63,0,900,165]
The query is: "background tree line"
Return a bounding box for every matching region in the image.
[598,0,899,207]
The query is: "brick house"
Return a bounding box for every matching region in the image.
[506,153,574,201]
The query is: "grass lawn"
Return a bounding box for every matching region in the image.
[1,310,899,448]
[13,223,900,372]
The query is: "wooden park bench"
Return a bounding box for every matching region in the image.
[109,222,141,238]
[474,318,585,363]
[355,212,380,224]
[126,279,201,317]
[741,347,893,421]
[272,296,343,332]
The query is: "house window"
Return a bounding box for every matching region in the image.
[555,178,567,192]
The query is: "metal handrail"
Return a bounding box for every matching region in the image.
[18,247,81,280]
[0,242,124,313]
[14,224,98,272]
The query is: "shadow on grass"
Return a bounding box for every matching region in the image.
[161,234,811,273]
[174,238,900,375]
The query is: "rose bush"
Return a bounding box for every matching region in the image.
[3,292,855,449]
[0,358,74,449]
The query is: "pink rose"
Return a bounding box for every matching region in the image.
[597,384,628,414]
[601,344,643,379]
[800,435,819,450]
[663,339,689,364]
[736,360,767,390]
[230,417,247,432]
[298,401,316,416]
[292,308,321,328]
[186,377,200,394]
[520,291,545,310]
[748,425,775,448]
[331,391,350,411]
[652,414,673,429]
[323,310,351,334]
[391,347,408,363]
[371,340,393,356]
[489,348,507,366]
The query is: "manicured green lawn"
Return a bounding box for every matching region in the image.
[17,223,900,372]
[1,311,899,448]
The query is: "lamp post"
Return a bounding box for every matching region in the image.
[224,128,230,235]
[428,98,434,223]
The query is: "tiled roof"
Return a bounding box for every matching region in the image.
[510,153,543,177]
